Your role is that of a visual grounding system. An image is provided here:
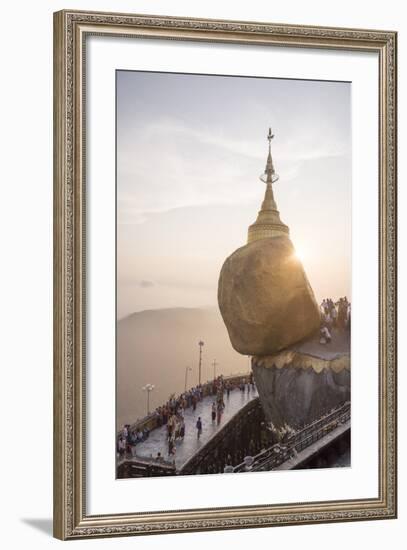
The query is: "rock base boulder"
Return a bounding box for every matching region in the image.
[252,330,351,429]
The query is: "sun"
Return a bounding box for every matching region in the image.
[293,247,307,263]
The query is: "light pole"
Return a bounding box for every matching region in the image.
[142,383,155,415]
[184,366,192,392]
[198,340,204,385]
[212,359,218,379]
[247,355,251,374]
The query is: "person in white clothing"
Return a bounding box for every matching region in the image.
[320,325,332,344]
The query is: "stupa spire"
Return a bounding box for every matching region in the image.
[247,128,289,244]
[263,127,278,184]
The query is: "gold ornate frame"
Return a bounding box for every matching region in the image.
[53,9,397,540]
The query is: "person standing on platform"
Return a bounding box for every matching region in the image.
[168,430,177,456]
[180,418,185,439]
[211,402,216,423]
[118,437,126,457]
[196,417,203,439]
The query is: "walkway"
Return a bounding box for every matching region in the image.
[133,386,258,469]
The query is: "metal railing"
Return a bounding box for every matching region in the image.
[117,455,176,478]
[233,401,351,472]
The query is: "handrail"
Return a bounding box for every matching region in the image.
[117,453,175,469]
[233,401,350,472]
[117,456,176,478]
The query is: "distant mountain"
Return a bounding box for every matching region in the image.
[117,307,249,428]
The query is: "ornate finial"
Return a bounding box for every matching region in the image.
[260,127,279,184]
[247,128,288,243]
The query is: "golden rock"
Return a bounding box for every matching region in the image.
[217,235,321,356]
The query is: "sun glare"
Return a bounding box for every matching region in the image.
[293,247,306,263]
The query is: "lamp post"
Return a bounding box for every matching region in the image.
[198,340,204,385]
[212,359,218,379]
[184,366,192,392]
[142,383,155,415]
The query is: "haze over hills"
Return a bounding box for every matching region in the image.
[117,307,249,428]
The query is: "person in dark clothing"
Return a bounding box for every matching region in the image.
[196,417,202,439]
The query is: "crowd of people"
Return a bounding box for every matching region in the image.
[117,424,150,457]
[165,375,227,456]
[319,296,351,345]
[117,372,257,460]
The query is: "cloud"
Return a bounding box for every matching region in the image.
[116,74,351,316]
[117,116,350,225]
[139,280,154,288]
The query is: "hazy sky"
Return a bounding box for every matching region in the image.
[117,71,351,319]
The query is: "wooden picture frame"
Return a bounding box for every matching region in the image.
[53,9,397,540]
